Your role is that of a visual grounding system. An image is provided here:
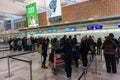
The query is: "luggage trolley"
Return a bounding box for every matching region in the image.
[49,47,65,75]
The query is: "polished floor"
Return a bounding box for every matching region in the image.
[0,49,120,80]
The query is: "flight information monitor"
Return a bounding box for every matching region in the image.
[52,29,57,33]
[95,25,103,29]
[64,28,70,32]
[87,26,94,30]
[70,27,77,31]
[118,24,120,28]
[48,30,52,33]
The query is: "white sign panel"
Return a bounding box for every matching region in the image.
[45,0,62,18]
[66,0,88,4]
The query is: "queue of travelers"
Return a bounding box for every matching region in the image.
[8,33,120,80]
[8,37,49,51]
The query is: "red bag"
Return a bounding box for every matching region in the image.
[53,53,56,68]
[114,49,118,55]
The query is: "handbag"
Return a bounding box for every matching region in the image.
[114,49,118,55]
[38,44,43,54]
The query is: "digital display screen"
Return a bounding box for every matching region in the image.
[35,31,42,34]
[95,25,103,29]
[118,24,120,28]
[48,29,57,33]
[39,31,42,34]
[64,28,70,32]
[87,26,94,30]
[48,30,52,33]
[27,32,31,35]
[70,27,77,31]
[52,29,57,33]
[35,31,39,34]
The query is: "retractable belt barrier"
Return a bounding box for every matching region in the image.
[0,47,9,49]
[0,50,37,59]
[7,56,33,80]
[0,49,10,52]
[78,55,95,80]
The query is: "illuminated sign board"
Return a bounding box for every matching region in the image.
[27,32,31,35]
[52,29,57,33]
[35,31,42,34]
[48,29,57,33]
[118,24,120,28]
[48,30,52,33]
[26,2,38,27]
[95,25,103,29]
[87,26,94,30]
[70,27,77,31]
[64,28,70,32]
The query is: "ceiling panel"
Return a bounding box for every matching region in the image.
[0,0,88,21]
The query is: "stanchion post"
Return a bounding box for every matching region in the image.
[29,60,32,80]
[95,54,97,75]
[41,54,42,65]
[100,49,102,62]
[8,56,11,77]
[92,54,101,76]
[83,70,87,80]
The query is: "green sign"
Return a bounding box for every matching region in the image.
[26,2,38,27]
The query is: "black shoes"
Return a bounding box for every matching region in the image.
[41,64,48,69]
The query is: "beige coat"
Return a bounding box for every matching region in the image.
[38,44,43,54]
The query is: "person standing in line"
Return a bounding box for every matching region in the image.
[97,38,102,55]
[17,38,22,51]
[27,38,32,51]
[73,35,77,46]
[41,40,48,69]
[102,36,117,73]
[87,36,96,58]
[109,33,119,64]
[8,38,13,51]
[73,46,80,68]
[63,38,72,80]
[118,37,120,58]
[80,36,90,67]
[30,37,35,56]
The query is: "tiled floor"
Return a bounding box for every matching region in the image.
[80,54,120,80]
[0,49,120,80]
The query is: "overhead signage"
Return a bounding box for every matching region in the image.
[95,25,103,29]
[52,29,57,33]
[39,31,42,34]
[118,24,120,28]
[27,32,31,35]
[48,29,57,33]
[87,26,94,30]
[64,28,70,32]
[45,0,62,18]
[70,27,77,31]
[48,30,52,33]
[35,31,39,34]
[35,31,42,34]
[26,2,39,27]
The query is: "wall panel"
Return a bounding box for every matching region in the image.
[38,12,47,26]
[62,0,120,22]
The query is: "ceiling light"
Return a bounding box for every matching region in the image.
[88,18,94,20]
